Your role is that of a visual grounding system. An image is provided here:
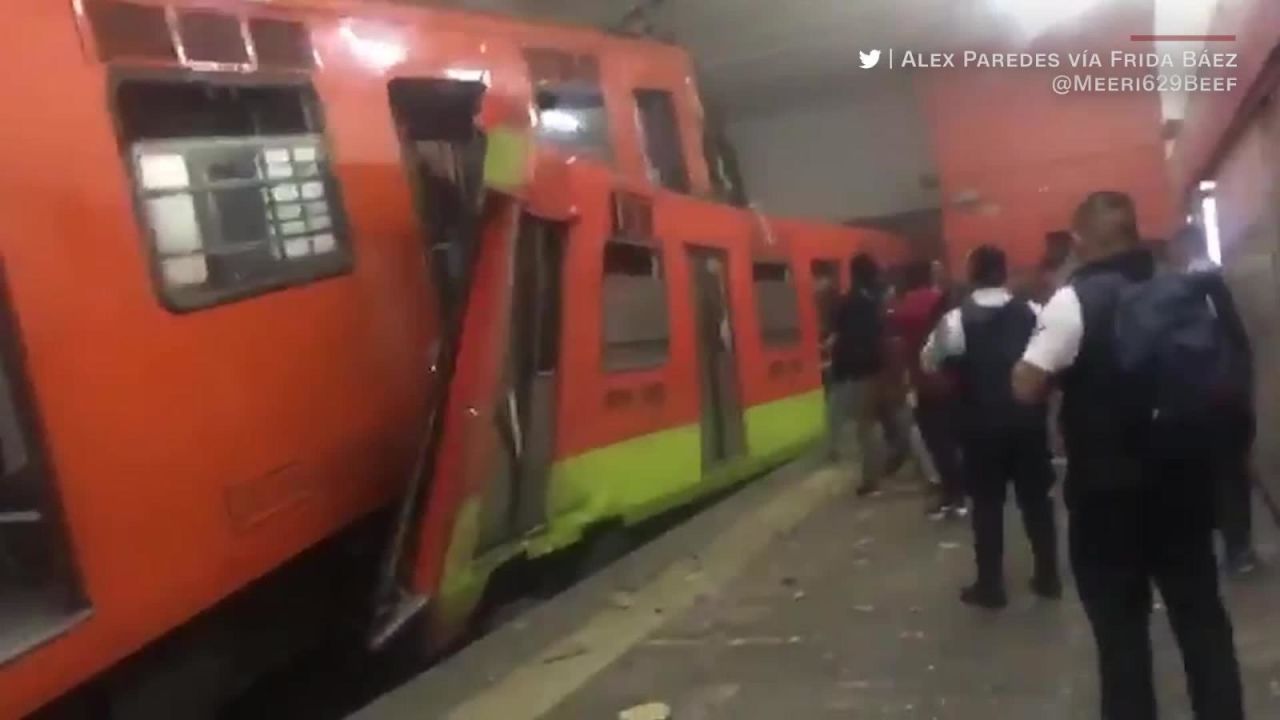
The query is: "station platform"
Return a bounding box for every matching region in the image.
[354,459,1280,720]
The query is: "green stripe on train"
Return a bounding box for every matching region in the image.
[433,389,827,627]
[529,389,827,556]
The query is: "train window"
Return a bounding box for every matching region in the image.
[634,89,690,193]
[602,241,669,371]
[115,79,351,311]
[249,18,315,70]
[753,262,802,348]
[177,9,249,65]
[811,260,840,339]
[532,84,613,162]
[702,108,749,207]
[526,49,612,162]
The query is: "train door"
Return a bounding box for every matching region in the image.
[371,77,490,643]
[498,215,566,538]
[687,247,746,468]
[810,259,839,384]
[0,265,88,663]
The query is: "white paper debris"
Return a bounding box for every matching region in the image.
[619,702,672,720]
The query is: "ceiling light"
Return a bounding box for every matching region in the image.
[1201,195,1222,265]
[339,21,407,73]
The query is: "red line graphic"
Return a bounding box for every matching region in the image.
[1130,35,1237,41]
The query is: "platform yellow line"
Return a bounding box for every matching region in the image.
[444,466,849,720]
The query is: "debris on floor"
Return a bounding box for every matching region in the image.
[618,701,672,720]
[642,637,704,648]
[541,643,589,664]
[727,636,803,647]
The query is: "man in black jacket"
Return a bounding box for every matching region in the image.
[922,245,1059,608]
[828,254,908,496]
[1013,192,1243,720]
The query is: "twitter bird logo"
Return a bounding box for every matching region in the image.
[859,49,881,69]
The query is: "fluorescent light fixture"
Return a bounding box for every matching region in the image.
[991,0,1105,38]
[339,21,407,72]
[1199,180,1217,191]
[1201,194,1222,265]
[539,109,583,133]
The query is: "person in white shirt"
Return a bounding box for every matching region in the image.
[922,245,1059,609]
[1012,192,1243,720]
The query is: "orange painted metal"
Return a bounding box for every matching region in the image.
[0,1,907,714]
[913,3,1177,269]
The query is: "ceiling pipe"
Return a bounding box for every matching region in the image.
[612,0,668,38]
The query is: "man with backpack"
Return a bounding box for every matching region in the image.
[1169,225,1260,575]
[1012,192,1244,720]
[922,245,1059,608]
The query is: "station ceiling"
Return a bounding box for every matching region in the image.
[442,0,1159,116]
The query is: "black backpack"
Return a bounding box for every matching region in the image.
[1112,270,1251,425]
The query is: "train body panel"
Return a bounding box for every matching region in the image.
[0,1,443,714]
[0,0,909,714]
[416,164,905,645]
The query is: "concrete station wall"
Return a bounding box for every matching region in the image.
[723,84,942,225]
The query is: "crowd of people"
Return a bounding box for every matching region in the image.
[825,191,1258,720]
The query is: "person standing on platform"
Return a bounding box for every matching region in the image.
[1013,192,1244,720]
[828,253,909,497]
[1169,224,1260,575]
[891,261,965,519]
[921,246,1059,608]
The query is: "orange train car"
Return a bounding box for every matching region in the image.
[0,0,908,715]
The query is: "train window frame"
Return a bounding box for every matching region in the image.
[702,112,749,207]
[108,71,353,313]
[633,89,691,193]
[532,83,614,163]
[525,49,614,164]
[601,239,671,373]
[753,260,803,348]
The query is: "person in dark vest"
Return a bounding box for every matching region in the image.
[1013,192,1244,720]
[922,245,1059,608]
[828,253,909,496]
